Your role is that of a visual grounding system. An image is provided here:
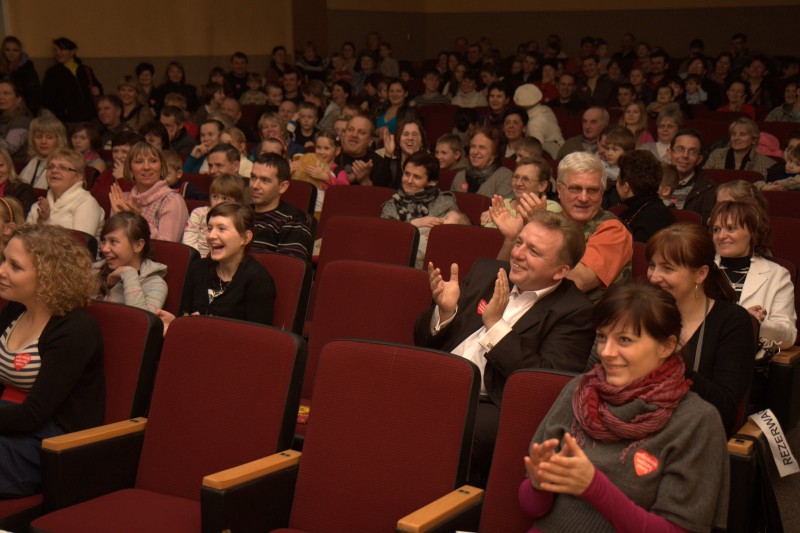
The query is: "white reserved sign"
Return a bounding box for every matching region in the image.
[749,409,800,477]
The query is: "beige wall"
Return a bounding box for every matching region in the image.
[329,0,798,10]
[328,5,800,61]
[4,0,293,89]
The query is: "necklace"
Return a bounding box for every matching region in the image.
[720,266,747,287]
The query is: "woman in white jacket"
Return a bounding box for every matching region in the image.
[26,148,105,239]
[711,198,797,354]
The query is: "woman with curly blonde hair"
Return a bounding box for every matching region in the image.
[0,223,103,496]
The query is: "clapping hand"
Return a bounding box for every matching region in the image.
[481,268,510,330]
[428,262,459,322]
[528,433,595,496]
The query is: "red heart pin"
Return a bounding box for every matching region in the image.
[633,449,659,476]
[14,353,31,371]
[477,299,487,315]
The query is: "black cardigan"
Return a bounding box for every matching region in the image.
[0,302,105,434]
[179,255,275,325]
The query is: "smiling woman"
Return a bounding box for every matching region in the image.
[451,127,513,198]
[25,148,105,238]
[522,283,730,532]
[110,142,188,242]
[703,117,776,177]
[158,202,275,329]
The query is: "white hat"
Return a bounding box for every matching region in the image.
[514,84,543,107]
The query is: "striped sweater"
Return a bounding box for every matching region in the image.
[251,200,312,260]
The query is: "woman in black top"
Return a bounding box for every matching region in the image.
[0,224,103,496]
[158,203,275,330]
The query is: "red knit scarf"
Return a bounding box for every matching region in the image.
[572,356,691,460]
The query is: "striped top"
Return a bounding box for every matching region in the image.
[0,318,41,391]
[251,201,313,260]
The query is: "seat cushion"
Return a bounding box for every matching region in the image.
[31,489,199,533]
[0,493,42,517]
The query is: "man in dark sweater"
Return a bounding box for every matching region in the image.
[249,153,312,260]
[225,51,250,100]
[337,112,392,188]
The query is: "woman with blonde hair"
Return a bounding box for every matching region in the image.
[704,117,776,177]
[0,146,34,214]
[18,115,67,189]
[0,223,103,496]
[117,75,153,131]
[109,142,188,242]
[0,195,23,251]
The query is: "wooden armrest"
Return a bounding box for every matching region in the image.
[203,449,301,490]
[42,418,147,452]
[396,485,484,533]
[772,345,800,365]
[728,420,763,455]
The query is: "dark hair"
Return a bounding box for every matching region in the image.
[98,212,152,296]
[98,94,123,110]
[160,105,184,124]
[487,81,512,99]
[69,122,101,152]
[645,223,737,302]
[231,51,248,63]
[394,118,427,156]
[137,120,169,150]
[594,282,682,346]
[209,173,245,204]
[164,61,186,84]
[202,119,225,134]
[670,128,704,152]
[271,45,286,56]
[208,143,240,164]
[135,62,155,77]
[403,151,439,183]
[454,107,479,133]
[254,152,290,182]
[650,49,669,63]
[504,106,529,127]
[111,130,144,149]
[201,82,224,105]
[709,198,770,257]
[618,150,662,196]
[52,37,77,51]
[207,203,255,251]
[332,80,353,98]
[462,70,480,83]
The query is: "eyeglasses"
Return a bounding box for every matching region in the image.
[671,146,700,157]
[46,164,77,173]
[562,184,602,197]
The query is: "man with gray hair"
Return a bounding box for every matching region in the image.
[495,151,632,302]
[557,106,609,159]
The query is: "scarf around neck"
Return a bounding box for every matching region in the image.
[464,159,501,193]
[572,355,691,460]
[725,147,753,171]
[391,185,440,221]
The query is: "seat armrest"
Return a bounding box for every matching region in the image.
[728,420,763,455]
[42,418,147,452]
[396,485,484,533]
[203,449,300,490]
[772,345,800,365]
[201,450,301,533]
[41,418,147,512]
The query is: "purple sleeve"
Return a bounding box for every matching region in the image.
[518,478,554,519]
[580,470,688,533]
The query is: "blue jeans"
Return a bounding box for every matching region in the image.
[0,400,63,498]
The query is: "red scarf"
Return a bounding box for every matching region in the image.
[572,356,691,459]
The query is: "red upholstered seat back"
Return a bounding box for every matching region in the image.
[283,180,317,215]
[419,104,459,147]
[451,191,491,225]
[672,208,703,225]
[424,224,504,279]
[762,191,800,219]
[632,241,649,281]
[135,316,304,500]
[149,240,199,315]
[304,260,431,402]
[289,340,479,531]
[182,173,214,195]
[703,168,764,184]
[249,251,311,334]
[480,369,574,532]
[86,301,163,421]
[316,185,395,239]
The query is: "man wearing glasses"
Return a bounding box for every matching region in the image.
[665,129,717,222]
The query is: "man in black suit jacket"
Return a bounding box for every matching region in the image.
[415,211,595,486]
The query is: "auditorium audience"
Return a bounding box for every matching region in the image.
[638,108,683,162]
[0,36,41,114]
[615,150,676,242]
[152,61,198,113]
[95,212,168,313]
[523,282,729,532]
[513,85,564,159]
[557,107,609,159]
[69,122,105,173]
[0,224,104,497]
[42,37,101,123]
[664,129,717,222]
[482,157,562,228]
[183,173,245,258]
